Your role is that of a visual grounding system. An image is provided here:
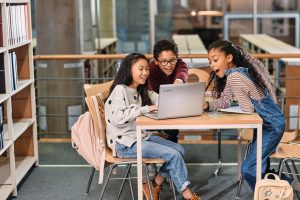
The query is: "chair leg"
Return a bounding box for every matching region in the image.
[277,159,283,172]
[117,164,133,200]
[143,163,154,200]
[85,167,95,195]
[285,160,294,179]
[170,180,177,200]
[279,158,294,181]
[127,171,135,200]
[99,164,117,200]
[278,158,286,177]
[291,160,300,182]
[291,160,300,198]
[236,176,243,199]
[280,159,300,199]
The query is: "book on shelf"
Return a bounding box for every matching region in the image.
[0,8,3,47]
[6,4,29,46]
[8,51,18,91]
[0,104,3,150]
[0,54,5,93]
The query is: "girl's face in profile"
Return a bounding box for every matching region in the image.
[129,58,149,89]
[208,47,233,78]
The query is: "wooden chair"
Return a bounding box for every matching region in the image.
[84,81,177,200]
[236,100,300,198]
[270,101,300,198]
[187,68,210,85]
[84,80,113,100]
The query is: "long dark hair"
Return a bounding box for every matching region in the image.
[109,53,152,106]
[207,39,276,102]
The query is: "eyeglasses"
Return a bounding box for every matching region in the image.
[157,58,178,66]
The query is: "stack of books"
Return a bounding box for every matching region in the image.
[6,4,29,46]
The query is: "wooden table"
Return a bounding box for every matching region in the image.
[135,113,263,199]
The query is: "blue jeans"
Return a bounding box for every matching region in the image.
[241,125,283,190]
[115,135,191,193]
[241,94,285,190]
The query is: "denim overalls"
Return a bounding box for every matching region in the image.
[225,67,286,190]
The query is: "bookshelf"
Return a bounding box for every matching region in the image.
[0,1,37,199]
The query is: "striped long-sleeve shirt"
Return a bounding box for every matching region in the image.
[210,71,265,113]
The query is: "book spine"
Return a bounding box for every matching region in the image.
[0,104,3,150]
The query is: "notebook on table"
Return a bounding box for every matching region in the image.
[143,82,206,120]
[218,106,253,115]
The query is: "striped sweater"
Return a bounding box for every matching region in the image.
[210,71,266,113]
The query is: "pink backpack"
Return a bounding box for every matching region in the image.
[71,96,106,183]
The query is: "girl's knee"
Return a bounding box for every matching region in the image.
[170,149,183,160]
[177,145,185,156]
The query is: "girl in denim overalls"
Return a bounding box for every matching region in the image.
[204,39,285,190]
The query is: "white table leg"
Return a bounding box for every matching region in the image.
[237,129,242,181]
[136,126,143,200]
[256,125,262,181]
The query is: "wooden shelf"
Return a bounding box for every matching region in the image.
[0,1,37,198]
[0,47,7,54]
[0,156,37,185]
[0,185,14,200]
[0,94,9,104]
[0,139,12,156]
[12,118,34,141]
[4,0,29,3]
[15,156,36,184]
[7,40,31,51]
[11,79,34,96]
[0,157,12,185]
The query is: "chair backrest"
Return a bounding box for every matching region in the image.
[83,80,114,151]
[84,80,113,99]
[187,68,213,91]
[85,95,109,147]
[187,68,209,83]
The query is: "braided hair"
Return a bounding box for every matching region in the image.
[207,39,276,103]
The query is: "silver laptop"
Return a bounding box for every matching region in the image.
[144,82,206,120]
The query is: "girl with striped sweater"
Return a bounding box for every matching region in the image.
[204,39,285,190]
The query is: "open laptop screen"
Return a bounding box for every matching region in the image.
[144,82,206,120]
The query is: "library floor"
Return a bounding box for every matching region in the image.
[10,142,299,200]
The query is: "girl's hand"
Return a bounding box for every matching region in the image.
[203,101,209,111]
[149,105,158,112]
[174,79,183,84]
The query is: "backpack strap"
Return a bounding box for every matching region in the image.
[92,95,106,184]
[264,173,280,180]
